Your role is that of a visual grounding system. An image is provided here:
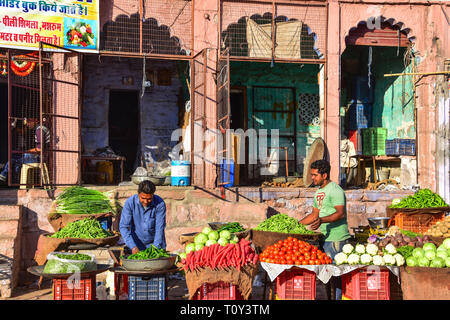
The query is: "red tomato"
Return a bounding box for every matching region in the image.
[287,259,294,265]
[314,259,320,265]
[278,240,284,245]
[301,260,308,265]
[309,260,315,265]
[298,256,305,261]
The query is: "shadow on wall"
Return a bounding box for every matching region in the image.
[221,13,320,59]
[101,12,188,55]
[19,206,52,285]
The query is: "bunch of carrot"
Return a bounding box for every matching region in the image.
[181,238,259,272]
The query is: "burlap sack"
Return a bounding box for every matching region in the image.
[48,200,114,232]
[184,264,259,300]
[34,232,120,265]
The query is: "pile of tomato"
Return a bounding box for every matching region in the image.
[259,237,333,265]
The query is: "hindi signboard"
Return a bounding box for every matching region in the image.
[0,0,99,52]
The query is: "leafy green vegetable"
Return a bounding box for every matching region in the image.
[125,245,170,260]
[56,186,112,214]
[54,253,92,261]
[254,214,315,234]
[397,245,415,259]
[389,188,449,209]
[50,218,113,239]
[216,222,245,233]
[400,229,422,238]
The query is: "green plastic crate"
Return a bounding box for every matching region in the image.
[362,128,387,156]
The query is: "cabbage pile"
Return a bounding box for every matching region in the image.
[405,238,450,268]
[334,243,405,267]
[179,227,238,260]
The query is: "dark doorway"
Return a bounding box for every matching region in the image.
[230,87,246,131]
[0,84,7,167]
[109,90,139,177]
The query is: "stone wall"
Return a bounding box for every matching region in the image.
[0,186,414,285]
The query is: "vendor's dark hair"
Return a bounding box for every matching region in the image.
[138,180,156,194]
[311,159,330,178]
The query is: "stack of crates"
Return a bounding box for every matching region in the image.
[128,275,167,300]
[342,267,390,300]
[193,281,243,300]
[275,268,316,300]
[385,139,416,156]
[53,275,96,300]
[362,127,388,156]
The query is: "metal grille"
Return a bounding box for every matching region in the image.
[101,0,193,57]
[7,50,43,187]
[5,45,81,188]
[191,50,207,187]
[220,0,327,61]
[40,43,81,186]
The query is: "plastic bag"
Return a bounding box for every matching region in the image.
[43,252,97,274]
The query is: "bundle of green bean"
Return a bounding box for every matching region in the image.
[50,218,113,239]
[254,213,315,234]
[390,188,449,209]
[217,222,245,233]
[125,245,170,260]
[56,186,112,214]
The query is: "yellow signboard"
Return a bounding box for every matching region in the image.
[0,0,99,52]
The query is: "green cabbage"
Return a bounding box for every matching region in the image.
[446,257,450,268]
[217,238,228,246]
[185,243,195,254]
[422,243,436,252]
[430,257,445,268]
[443,238,450,250]
[418,257,430,267]
[412,247,425,259]
[202,227,212,235]
[194,233,208,245]
[424,250,436,261]
[208,231,219,241]
[406,256,417,267]
[219,230,231,240]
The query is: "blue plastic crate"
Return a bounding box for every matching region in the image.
[348,102,372,131]
[351,76,374,103]
[128,275,167,300]
[385,139,400,156]
[399,139,416,156]
[219,159,235,187]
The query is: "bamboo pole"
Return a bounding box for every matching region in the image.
[384,71,450,77]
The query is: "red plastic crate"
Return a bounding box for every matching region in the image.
[193,281,243,300]
[53,275,96,300]
[342,267,390,300]
[275,268,316,300]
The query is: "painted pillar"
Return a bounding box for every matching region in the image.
[193,0,219,188]
[326,0,341,183]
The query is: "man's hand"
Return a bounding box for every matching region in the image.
[131,247,139,254]
[310,217,322,230]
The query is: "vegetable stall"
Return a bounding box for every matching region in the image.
[26,186,450,301]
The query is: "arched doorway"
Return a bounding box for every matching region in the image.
[341,19,417,187]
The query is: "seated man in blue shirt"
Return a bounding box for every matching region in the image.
[119,180,167,254]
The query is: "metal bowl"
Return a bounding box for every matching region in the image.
[122,254,178,271]
[367,217,391,229]
[131,175,165,185]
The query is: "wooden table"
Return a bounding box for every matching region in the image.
[81,155,126,183]
[347,155,402,184]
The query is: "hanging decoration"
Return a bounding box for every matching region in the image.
[10,51,38,77]
[0,60,7,77]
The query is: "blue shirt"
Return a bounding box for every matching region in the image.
[119,194,167,250]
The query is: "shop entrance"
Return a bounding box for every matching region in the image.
[108,90,139,176]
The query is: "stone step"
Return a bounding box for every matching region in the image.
[0,205,21,221]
